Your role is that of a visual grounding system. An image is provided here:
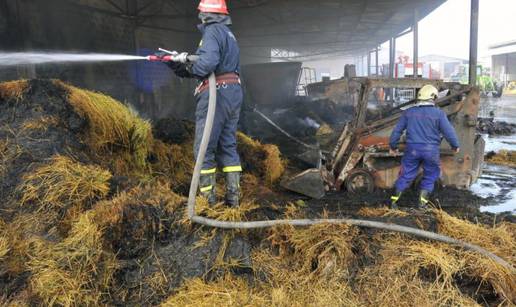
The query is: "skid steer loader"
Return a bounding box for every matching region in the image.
[281,78,485,199]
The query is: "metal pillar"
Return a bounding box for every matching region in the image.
[367,52,371,76]
[358,56,362,76]
[413,9,419,78]
[375,47,379,76]
[363,55,366,76]
[358,56,363,76]
[389,37,396,78]
[388,38,397,102]
[469,0,479,85]
[505,54,509,86]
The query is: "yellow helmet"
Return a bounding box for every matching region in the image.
[417,85,438,101]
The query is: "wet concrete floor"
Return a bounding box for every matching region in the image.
[472,96,516,215]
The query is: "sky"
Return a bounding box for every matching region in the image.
[396,0,516,62]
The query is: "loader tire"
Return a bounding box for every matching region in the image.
[345,169,375,193]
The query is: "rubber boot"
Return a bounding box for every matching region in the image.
[418,190,431,210]
[225,172,241,207]
[389,191,402,210]
[199,173,217,205]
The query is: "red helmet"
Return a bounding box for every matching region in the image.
[198,0,229,14]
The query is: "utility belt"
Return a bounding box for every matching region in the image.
[194,72,241,96]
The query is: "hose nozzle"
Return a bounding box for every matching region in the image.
[147,48,197,63]
[147,55,172,62]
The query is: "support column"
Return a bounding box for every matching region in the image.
[367,52,371,76]
[361,55,365,76]
[375,47,379,76]
[413,9,419,78]
[389,37,396,78]
[469,0,479,85]
[389,38,396,101]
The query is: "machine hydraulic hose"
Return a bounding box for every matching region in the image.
[174,56,515,272]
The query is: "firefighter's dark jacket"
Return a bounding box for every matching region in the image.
[192,15,240,78]
[171,15,240,79]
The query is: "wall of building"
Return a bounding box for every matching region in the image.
[492,52,516,82]
[303,57,355,80]
[0,0,201,121]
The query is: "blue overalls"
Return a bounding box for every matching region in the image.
[168,15,242,205]
[389,105,460,193]
[191,18,243,175]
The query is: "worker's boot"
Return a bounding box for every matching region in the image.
[199,173,217,205]
[418,190,431,210]
[389,191,402,210]
[225,172,241,207]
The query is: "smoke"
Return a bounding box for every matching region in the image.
[0,52,147,66]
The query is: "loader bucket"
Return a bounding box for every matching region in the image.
[295,148,323,168]
[281,168,326,199]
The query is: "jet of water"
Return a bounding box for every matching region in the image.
[0,52,147,66]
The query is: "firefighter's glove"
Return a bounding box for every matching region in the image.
[175,63,194,78]
[167,61,193,78]
[166,62,191,78]
[167,61,183,71]
[173,52,189,64]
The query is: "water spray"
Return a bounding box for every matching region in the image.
[0,48,200,66]
[0,52,148,66]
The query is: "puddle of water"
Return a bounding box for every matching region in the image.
[480,194,516,214]
[483,134,516,152]
[471,163,516,214]
[472,96,516,215]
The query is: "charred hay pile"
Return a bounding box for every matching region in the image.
[478,118,516,136]
[0,79,514,306]
[486,150,516,168]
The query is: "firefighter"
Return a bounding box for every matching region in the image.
[157,0,242,206]
[389,85,460,210]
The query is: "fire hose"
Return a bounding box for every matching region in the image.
[151,49,514,271]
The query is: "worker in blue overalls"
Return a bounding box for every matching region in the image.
[157,0,243,207]
[389,85,460,210]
